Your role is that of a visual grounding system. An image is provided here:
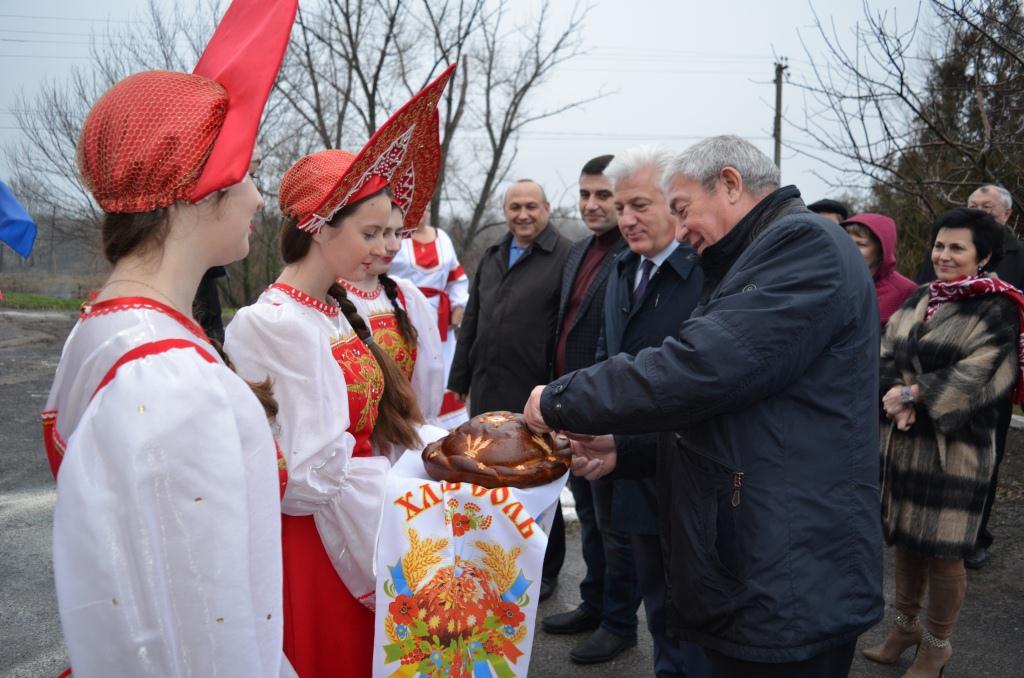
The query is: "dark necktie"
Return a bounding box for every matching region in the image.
[634,259,655,305]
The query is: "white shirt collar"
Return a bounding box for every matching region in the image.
[643,239,679,270]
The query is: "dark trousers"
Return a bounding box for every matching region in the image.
[706,639,856,678]
[591,478,641,637]
[567,473,605,614]
[542,499,566,580]
[633,533,711,678]
[976,397,1012,551]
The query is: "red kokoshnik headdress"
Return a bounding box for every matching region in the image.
[281,64,456,234]
[76,0,298,213]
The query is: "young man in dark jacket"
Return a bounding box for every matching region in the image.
[524,135,883,677]
[448,179,571,414]
[541,155,638,662]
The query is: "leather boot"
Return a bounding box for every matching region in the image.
[863,547,926,664]
[862,613,922,664]
[901,630,952,678]
[902,558,965,677]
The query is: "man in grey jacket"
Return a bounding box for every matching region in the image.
[524,136,883,678]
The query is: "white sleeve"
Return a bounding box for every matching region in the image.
[53,351,286,678]
[226,303,388,603]
[397,277,445,425]
[440,230,470,309]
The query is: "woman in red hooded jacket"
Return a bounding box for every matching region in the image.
[842,212,919,329]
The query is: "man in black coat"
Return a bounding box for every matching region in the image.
[914,183,1022,570]
[448,179,571,415]
[539,155,638,661]
[590,146,707,677]
[524,136,883,678]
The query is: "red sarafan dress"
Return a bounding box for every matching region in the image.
[225,283,389,677]
[340,277,445,437]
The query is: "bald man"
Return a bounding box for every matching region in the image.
[448,179,572,415]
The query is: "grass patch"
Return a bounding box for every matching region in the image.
[1,291,85,311]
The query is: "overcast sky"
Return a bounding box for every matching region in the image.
[0,0,927,215]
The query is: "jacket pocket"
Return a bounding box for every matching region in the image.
[665,437,746,633]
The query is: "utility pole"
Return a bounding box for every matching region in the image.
[773,58,788,170]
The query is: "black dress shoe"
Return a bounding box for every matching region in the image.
[570,627,637,664]
[539,577,557,601]
[541,605,601,635]
[965,546,990,569]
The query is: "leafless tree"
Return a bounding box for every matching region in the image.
[787,0,1024,269]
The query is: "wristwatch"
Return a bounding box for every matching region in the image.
[900,385,915,404]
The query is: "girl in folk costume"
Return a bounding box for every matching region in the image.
[224,65,455,678]
[339,204,445,444]
[39,1,298,676]
[389,215,470,427]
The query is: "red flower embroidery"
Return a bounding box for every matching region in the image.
[389,594,418,625]
[452,513,470,536]
[496,600,525,626]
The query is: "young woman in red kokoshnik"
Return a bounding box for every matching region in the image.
[225,65,456,678]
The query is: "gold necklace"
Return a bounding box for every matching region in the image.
[100,279,188,314]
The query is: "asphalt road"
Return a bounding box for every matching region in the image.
[2,309,1022,677]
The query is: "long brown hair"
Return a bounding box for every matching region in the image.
[100,203,278,420]
[280,190,424,450]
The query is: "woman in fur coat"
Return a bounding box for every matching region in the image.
[867,207,1024,677]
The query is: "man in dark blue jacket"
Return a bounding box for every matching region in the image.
[524,135,883,678]
[592,145,707,677]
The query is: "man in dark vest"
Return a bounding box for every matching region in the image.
[540,155,637,662]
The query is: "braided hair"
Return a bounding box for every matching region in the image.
[280,188,424,451]
[379,274,418,344]
[211,337,279,421]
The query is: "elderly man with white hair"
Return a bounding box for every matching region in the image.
[524,135,883,677]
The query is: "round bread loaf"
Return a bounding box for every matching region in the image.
[422,411,571,488]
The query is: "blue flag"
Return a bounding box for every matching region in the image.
[0,180,37,258]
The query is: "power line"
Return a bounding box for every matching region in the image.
[0,13,142,24]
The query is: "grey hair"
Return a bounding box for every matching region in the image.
[974,184,1013,210]
[665,135,780,195]
[604,145,675,186]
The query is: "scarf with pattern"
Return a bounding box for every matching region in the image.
[927,274,1024,403]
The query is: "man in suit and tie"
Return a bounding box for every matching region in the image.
[540,155,640,663]
[590,146,708,677]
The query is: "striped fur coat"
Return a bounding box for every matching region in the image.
[880,285,1019,559]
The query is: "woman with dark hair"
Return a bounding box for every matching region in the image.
[39,1,297,675]
[867,207,1024,677]
[340,204,446,447]
[224,67,454,678]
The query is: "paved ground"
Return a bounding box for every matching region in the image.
[2,309,1023,677]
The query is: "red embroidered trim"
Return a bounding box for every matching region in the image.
[338,278,382,301]
[269,283,339,317]
[42,410,67,479]
[81,296,209,344]
[412,238,440,269]
[447,264,466,283]
[93,339,218,399]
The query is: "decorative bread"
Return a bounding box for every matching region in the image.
[422,411,571,488]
